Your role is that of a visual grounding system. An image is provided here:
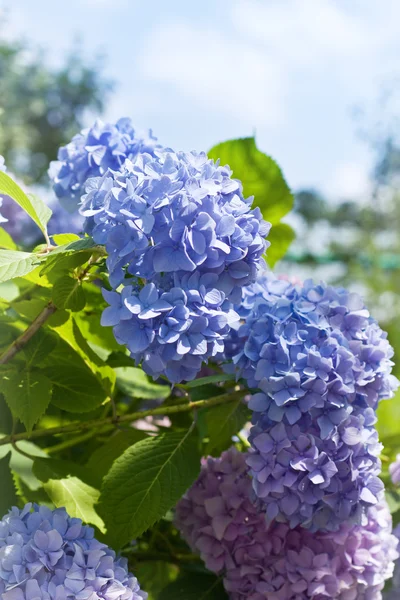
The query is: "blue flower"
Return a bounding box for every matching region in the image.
[90,144,270,382]
[223,271,399,531]
[49,118,159,211]
[80,150,270,298]
[0,503,147,600]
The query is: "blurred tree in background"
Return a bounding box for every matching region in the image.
[0,35,112,182]
[284,139,400,382]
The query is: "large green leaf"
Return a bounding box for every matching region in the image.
[42,366,108,413]
[23,329,58,366]
[377,390,400,442]
[0,227,17,250]
[98,428,201,548]
[52,275,86,312]
[49,317,116,395]
[33,458,104,531]
[0,172,51,233]
[265,222,295,267]
[115,366,171,400]
[47,237,96,256]
[0,452,19,517]
[0,438,47,491]
[1,370,52,433]
[159,573,227,600]
[0,250,37,282]
[208,137,293,224]
[204,397,249,455]
[52,233,81,245]
[86,429,148,483]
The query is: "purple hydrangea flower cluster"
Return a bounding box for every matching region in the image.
[224,272,398,530]
[383,526,400,600]
[0,503,147,600]
[175,448,399,600]
[49,118,159,211]
[83,149,270,382]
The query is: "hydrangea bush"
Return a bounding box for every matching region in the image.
[0,119,399,599]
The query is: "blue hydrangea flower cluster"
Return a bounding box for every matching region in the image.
[175,448,399,600]
[0,503,147,600]
[49,118,159,211]
[224,272,399,531]
[83,149,270,382]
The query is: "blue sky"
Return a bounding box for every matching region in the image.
[3,0,400,199]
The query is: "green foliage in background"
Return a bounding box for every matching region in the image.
[0,36,111,182]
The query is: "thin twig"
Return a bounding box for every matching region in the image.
[0,301,57,364]
[0,390,244,447]
[0,253,101,366]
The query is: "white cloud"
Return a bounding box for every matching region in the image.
[326,161,372,201]
[140,0,400,128]
[231,0,369,65]
[140,24,285,127]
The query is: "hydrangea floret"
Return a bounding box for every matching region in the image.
[82,149,270,382]
[223,272,399,530]
[0,503,147,600]
[49,117,159,211]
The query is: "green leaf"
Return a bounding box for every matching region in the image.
[0,439,47,491]
[23,329,58,366]
[135,562,178,600]
[386,488,400,514]
[265,222,295,267]
[42,366,108,413]
[86,429,148,483]
[52,233,81,245]
[52,275,86,311]
[115,366,171,400]
[185,373,235,389]
[98,428,201,548]
[0,227,17,250]
[47,237,96,255]
[107,352,136,368]
[159,573,227,600]
[0,280,20,301]
[0,250,37,282]
[208,137,293,224]
[0,452,19,516]
[33,458,105,531]
[204,397,249,455]
[377,391,400,441]
[74,284,121,353]
[0,172,51,233]
[50,317,116,395]
[1,370,52,433]
[41,251,92,279]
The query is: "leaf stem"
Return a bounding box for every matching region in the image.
[0,390,244,447]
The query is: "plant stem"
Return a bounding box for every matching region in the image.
[0,254,101,366]
[0,301,57,364]
[0,390,244,447]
